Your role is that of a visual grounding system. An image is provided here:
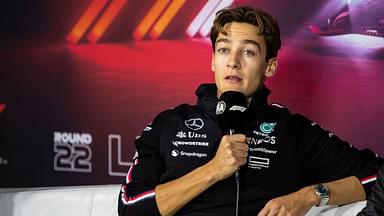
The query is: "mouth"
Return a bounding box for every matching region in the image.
[224,75,242,82]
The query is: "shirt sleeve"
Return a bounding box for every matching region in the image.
[289,114,384,197]
[118,111,171,216]
[358,165,384,215]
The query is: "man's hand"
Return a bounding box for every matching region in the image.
[258,186,318,216]
[155,134,249,216]
[207,134,249,181]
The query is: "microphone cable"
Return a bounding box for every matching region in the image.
[229,129,240,216]
[235,169,240,216]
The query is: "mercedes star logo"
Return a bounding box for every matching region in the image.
[185,118,204,131]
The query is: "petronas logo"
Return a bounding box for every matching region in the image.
[260,123,277,134]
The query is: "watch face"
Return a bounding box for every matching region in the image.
[318,185,328,194]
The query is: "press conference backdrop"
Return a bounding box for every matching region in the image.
[1,0,384,187]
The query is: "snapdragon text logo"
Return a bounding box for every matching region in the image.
[53,132,92,173]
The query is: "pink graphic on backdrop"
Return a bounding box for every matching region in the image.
[0,104,5,114]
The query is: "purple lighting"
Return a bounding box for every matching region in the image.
[306,0,384,39]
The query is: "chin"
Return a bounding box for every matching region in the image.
[221,88,244,94]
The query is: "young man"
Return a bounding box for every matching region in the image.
[118,6,383,216]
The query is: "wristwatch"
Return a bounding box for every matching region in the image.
[314,183,330,206]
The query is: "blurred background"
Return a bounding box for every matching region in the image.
[1,0,384,187]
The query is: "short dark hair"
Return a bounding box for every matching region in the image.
[210,6,281,61]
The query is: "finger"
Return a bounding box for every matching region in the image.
[239,157,247,166]
[231,142,249,151]
[257,206,269,216]
[233,142,249,151]
[268,207,279,216]
[228,134,247,142]
[220,135,232,145]
[222,134,247,145]
[232,148,248,158]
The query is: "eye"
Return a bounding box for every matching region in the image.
[243,49,256,56]
[216,47,229,54]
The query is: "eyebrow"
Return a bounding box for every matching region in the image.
[215,38,261,51]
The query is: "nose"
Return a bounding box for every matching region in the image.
[226,52,240,69]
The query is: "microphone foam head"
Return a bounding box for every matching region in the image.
[216,91,248,132]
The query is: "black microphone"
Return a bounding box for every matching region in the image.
[215,91,248,216]
[216,91,248,135]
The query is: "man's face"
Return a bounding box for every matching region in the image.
[211,22,277,101]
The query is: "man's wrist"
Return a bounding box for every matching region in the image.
[301,185,322,207]
[202,161,222,184]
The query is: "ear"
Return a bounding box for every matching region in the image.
[264,58,277,78]
[211,52,215,72]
